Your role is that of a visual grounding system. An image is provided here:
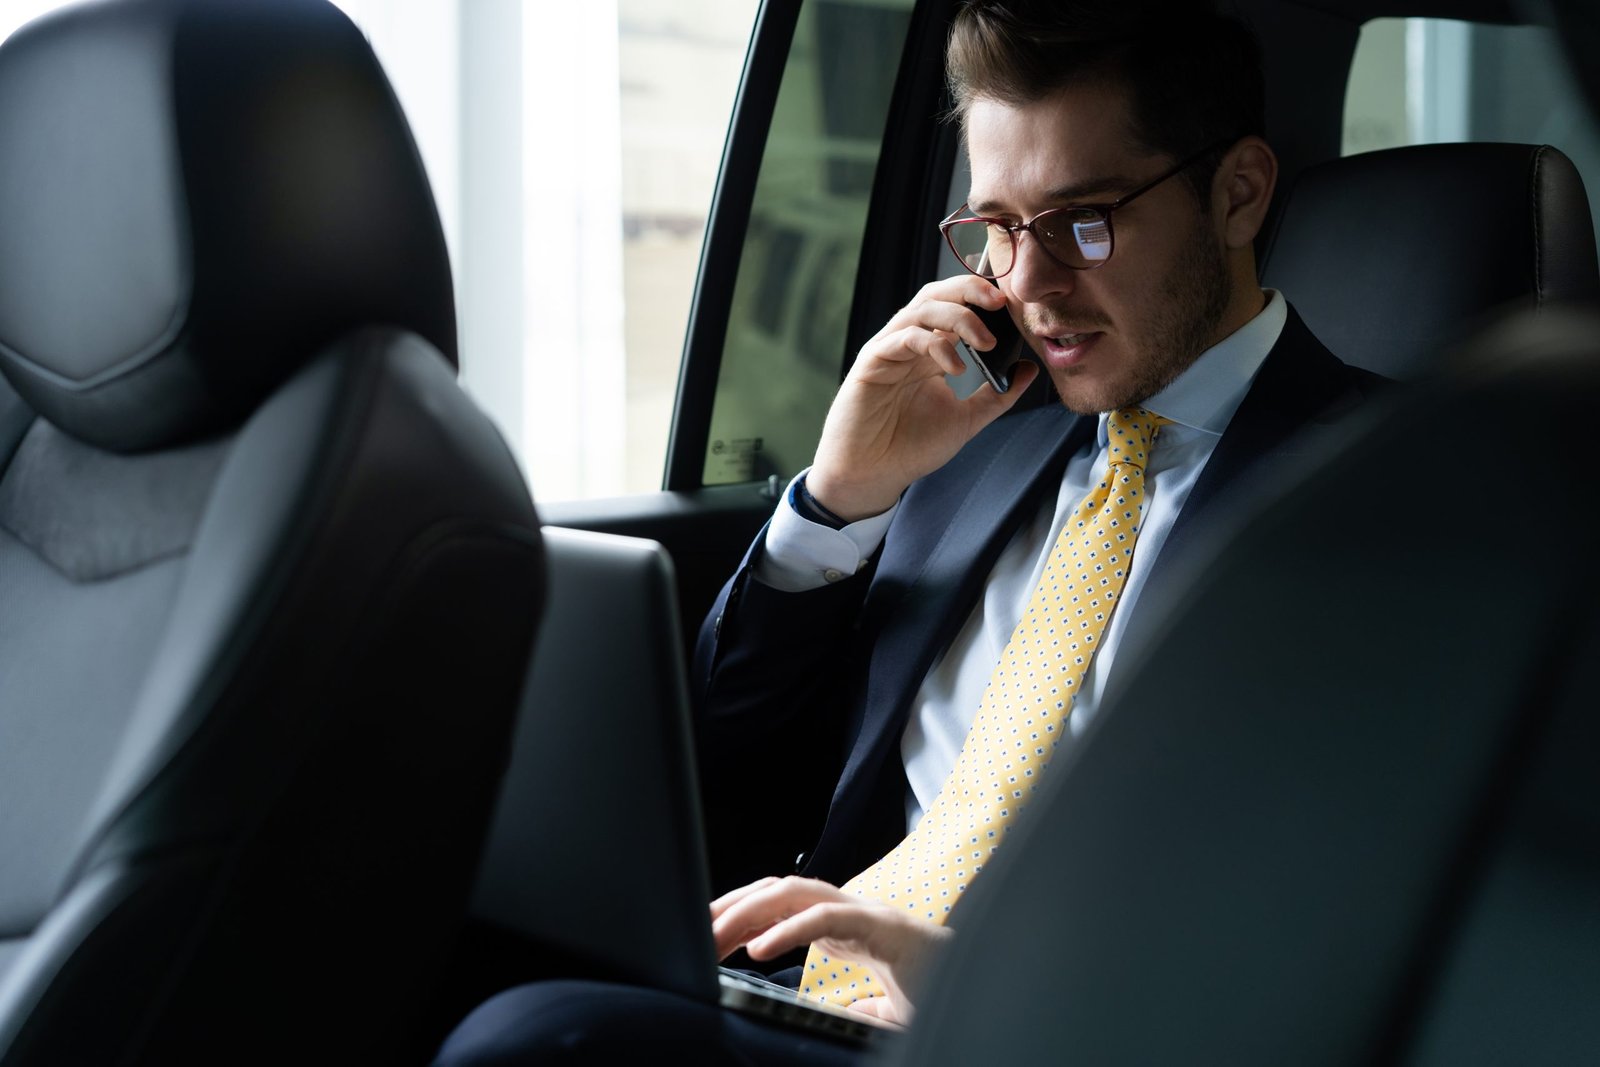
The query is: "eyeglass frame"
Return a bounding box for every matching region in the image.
[938,138,1236,277]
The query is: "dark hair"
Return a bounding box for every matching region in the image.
[946,1,1266,199]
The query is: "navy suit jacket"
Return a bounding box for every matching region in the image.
[691,306,1386,894]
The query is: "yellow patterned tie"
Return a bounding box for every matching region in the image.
[801,407,1171,1006]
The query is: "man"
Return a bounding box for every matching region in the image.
[695,0,1383,1027]
[435,1,1383,1060]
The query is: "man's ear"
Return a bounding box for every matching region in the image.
[1215,136,1278,248]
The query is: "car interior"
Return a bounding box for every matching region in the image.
[0,0,1595,1063]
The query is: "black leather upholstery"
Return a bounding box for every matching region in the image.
[0,0,456,452]
[0,1,544,1064]
[1261,142,1599,378]
[887,306,1600,1065]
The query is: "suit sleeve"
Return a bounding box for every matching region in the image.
[692,522,875,762]
[689,523,879,891]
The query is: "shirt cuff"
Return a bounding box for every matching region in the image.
[754,469,898,592]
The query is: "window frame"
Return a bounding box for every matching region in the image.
[664,0,963,492]
[663,0,803,491]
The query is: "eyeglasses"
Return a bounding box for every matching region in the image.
[939,141,1229,277]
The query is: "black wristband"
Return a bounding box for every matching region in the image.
[791,473,849,530]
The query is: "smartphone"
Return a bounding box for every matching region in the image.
[956,274,1026,393]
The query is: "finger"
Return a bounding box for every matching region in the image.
[846,997,907,1028]
[875,279,1008,347]
[854,327,967,382]
[907,272,1010,312]
[972,280,1010,309]
[716,877,845,930]
[745,901,879,962]
[711,898,783,960]
[712,877,845,960]
[927,331,968,378]
[709,877,779,921]
[929,300,1009,354]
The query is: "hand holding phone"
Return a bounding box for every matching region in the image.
[805,270,1035,521]
[954,268,1025,393]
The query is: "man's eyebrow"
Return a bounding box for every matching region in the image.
[968,175,1141,216]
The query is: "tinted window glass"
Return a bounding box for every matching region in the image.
[702,0,914,486]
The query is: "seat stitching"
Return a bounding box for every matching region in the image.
[0,520,190,583]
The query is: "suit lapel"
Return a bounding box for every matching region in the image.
[1123,306,1375,662]
[862,406,1090,715]
[811,404,1091,866]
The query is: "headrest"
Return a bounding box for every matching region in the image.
[1534,0,1600,121]
[1260,142,1599,380]
[0,0,456,452]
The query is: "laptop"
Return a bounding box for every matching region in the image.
[470,526,891,1048]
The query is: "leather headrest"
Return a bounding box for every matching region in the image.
[1261,142,1599,379]
[0,0,456,452]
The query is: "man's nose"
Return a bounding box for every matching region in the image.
[1004,231,1075,304]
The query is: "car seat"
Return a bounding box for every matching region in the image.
[0,0,544,1063]
[1260,141,1599,378]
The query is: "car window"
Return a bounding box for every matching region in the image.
[1343,17,1600,248]
[0,1,56,34]
[341,0,763,501]
[699,0,916,487]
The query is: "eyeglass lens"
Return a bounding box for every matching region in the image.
[945,208,1113,277]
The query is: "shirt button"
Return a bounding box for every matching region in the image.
[823,568,844,583]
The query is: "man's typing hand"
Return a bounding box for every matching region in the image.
[805,274,1037,522]
[709,875,954,1027]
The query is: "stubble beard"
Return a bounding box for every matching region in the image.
[1052,212,1234,415]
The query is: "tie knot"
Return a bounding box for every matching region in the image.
[1106,407,1171,469]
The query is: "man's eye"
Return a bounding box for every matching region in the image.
[1037,212,1089,239]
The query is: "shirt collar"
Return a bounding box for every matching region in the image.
[1096,289,1285,447]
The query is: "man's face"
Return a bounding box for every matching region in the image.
[964,84,1233,414]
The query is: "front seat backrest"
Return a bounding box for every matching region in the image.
[0,1,545,1064]
[1260,142,1598,379]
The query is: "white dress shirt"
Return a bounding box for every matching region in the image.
[756,291,1286,831]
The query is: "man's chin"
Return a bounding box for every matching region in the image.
[1050,372,1137,416]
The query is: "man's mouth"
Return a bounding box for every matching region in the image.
[1050,332,1096,347]
[1036,329,1103,363]
[1027,311,1111,367]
